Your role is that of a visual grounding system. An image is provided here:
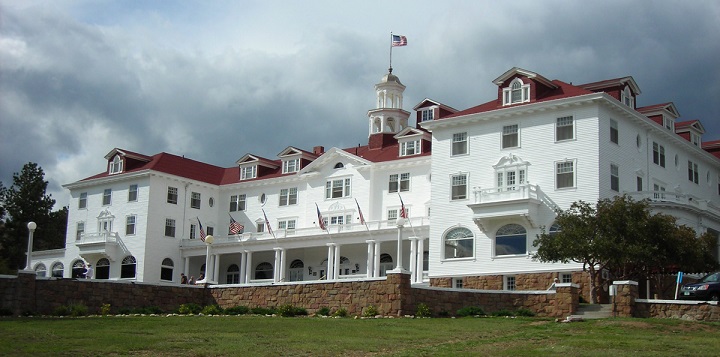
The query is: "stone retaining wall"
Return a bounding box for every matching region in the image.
[634,301,720,321]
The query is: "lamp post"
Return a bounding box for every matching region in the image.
[24,222,37,271]
[394,218,405,271]
[203,235,214,282]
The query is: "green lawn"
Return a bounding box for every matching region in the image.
[1,315,718,356]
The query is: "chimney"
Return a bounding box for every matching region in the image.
[313,146,325,155]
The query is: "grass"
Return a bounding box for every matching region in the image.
[0,315,719,356]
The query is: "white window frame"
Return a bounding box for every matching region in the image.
[502,124,519,149]
[504,275,516,291]
[420,108,434,122]
[610,164,619,192]
[688,160,699,184]
[230,194,246,212]
[610,119,619,144]
[79,192,87,209]
[652,142,666,168]
[165,218,176,237]
[653,183,667,200]
[387,207,409,221]
[400,140,420,156]
[278,218,297,232]
[691,133,701,147]
[555,160,576,189]
[102,188,112,205]
[167,186,178,204]
[560,273,573,284]
[76,222,85,241]
[495,167,526,192]
[109,155,123,174]
[555,116,574,141]
[282,158,300,174]
[622,86,634,107]
[190,224,197,239]
[452,132,468,156]
[128,184,138,202]
[502,78,530,106]
[190,192,201,209]
[279,187,298,206]
[126,215,136,236]
[325,178,351,199]
[451,173,468,200]
[240,165,257,180]
[443,226,474,259]
[388,173,410,193]
[663,116,674,131]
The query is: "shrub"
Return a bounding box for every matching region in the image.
[69,303,88,317]
[363,305,378,317]
[225,306,250,315]
[251,307,276,315]
[178,303,202,315]
[438,309,450,318]
[201,305,224,315]
[332,308,348,317]
[515,308,535,317]
[456,306,485,317]
[277,304,308,317]
[316,307,331,316]
[415,303,432,318]
[100,303,111,316]
[491,309,514,317]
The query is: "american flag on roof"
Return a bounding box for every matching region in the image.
[399,194,407,219]
[198,217,206,242]
[392,35,407,47]
[229,214,244,235]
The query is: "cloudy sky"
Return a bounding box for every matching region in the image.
[1,0,719,209]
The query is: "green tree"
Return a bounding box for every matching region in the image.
[533,195,718,303]
[0,163,67,273]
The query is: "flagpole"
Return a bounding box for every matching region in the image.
[389,32,393,73]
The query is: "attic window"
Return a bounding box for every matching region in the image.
[109,155,123,174]
[621,86,634,108]
[502,78,530,106]
[283,158,300,174]
[663,116,674,131]
[420,108,434,122]
[334,162,344,169]
[691,133,701,147]
[240,165,257,180]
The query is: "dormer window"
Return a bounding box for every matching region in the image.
[240,165,257,180]
[502,78,530,106]
[663,116,674,131]
[283,158,299,174]
[691,132,701,147]
[621,86,634,108]
[109,155,123,174]
[400,140,421,156]
[420,108,434,122]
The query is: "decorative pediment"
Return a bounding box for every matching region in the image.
[235,154,279,169]
[492,67,557,89]
[96,209,114,220]
[394,127,430,141]
[493,154,530,169]
[298,147,372,175]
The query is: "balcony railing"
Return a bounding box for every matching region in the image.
[472,184,540,204]
[76,231,121,245]
[627,191,720,217]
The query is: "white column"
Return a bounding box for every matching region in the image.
[326,243,335,280]
[416,238,425,283]
[334,244,341,279]
[273,248,281,283]
[395,219,405,271]
[213,254,220,283]
[374,241,381,277]
[409,237,418,283]
[239,251,247,284]
[280,248,287,282]
[366,240,375,278]
[184,257,190,276]
[244,251,253,283]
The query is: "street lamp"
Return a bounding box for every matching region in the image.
[24,222,37,271]
[394,218,405,271]
[203,235,214,283]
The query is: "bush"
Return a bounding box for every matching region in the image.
[363,305,378,317]
[415,303,432,318]
[201,305,224,315]
[225,306,250,315]
[515,308,535,317]
[491,309,514,317]
[438,309,450,318]
[178,303,202,315]
[277,304,307,317]
[456,306,485,317]
[100,303,111,316]
[316,307,331,316]
[332,308,348,317]
[68,303,88,317]
[251,307,276,315]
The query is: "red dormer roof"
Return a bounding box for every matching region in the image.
[579,76,641,95]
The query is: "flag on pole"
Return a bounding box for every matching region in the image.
[229,214,244,235]
[398,194,407,218]
[316,203,327,230]
[262,209,274,237]
[355,198,366,225]
[198,217,206,242]
[392,34,407,47]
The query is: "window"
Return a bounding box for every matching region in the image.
[505,276,516,291]
[454,278,463,289]
[502,78,530,105]
[227,264,240,284]
[496,169,526,191]
[121,256,136,279]
[688,160,699,184]
[621,86,634,107]
[326,178,351,199]
[400,140,420,156]
[556,116,574,141]
[76,222,85,240]
[495,224,527,256]
[556,161,575,189]
[102,188,112,205]
[653,183,666,200]
[652,142,665,167]
[279,188,298,206]
[96,259,110,279]
[109,155,123,174]
[283,159,300,174]
[691,133,701,147]
[255,262,273,280]
[420,108,434,122]
[610,119,619,144]
[502,124,519,148]
[323,214,353,229]
[190,224,196,239]
[167,187,178,204]
[71,260,86,279]
[389,173,410,193]
[560,273,573,284]
[79,192,87,209]
[230,194,246,212]
[35,263,47,277]
[241,165,257,180]
[452,132,468,155]
[610,164,619,192]
[637,176,643,192]
[664,116,674,131]
[278,219,296,232]
[128,184,138,202]
[451,174,468,200]
[444,227,474,259]
[187,191,200,209]
[334,162,344,169]
[388,208,409,221]
[206,226,214,236]
[126,215,136,235]
[289,260,304,282]
[160,258,174,281]
[165,218,176,237]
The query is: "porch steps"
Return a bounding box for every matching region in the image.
[570,304,613,320]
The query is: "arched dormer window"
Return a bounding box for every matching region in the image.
[109,155,123,174]
[621,86,634,108]
[334,162,344,169]
[502,78,530,106]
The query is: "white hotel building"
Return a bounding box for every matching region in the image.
[32,67,720,296]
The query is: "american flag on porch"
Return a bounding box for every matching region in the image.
[229,214,244,235]
[198,217,206,242]
[316,203,327,230]
[399,194,407,219]
[355,198,366,225]
[262,209,274,238]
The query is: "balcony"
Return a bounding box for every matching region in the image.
[468,184,557,232]
[626,191,720,219]
[75,231,127,261]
